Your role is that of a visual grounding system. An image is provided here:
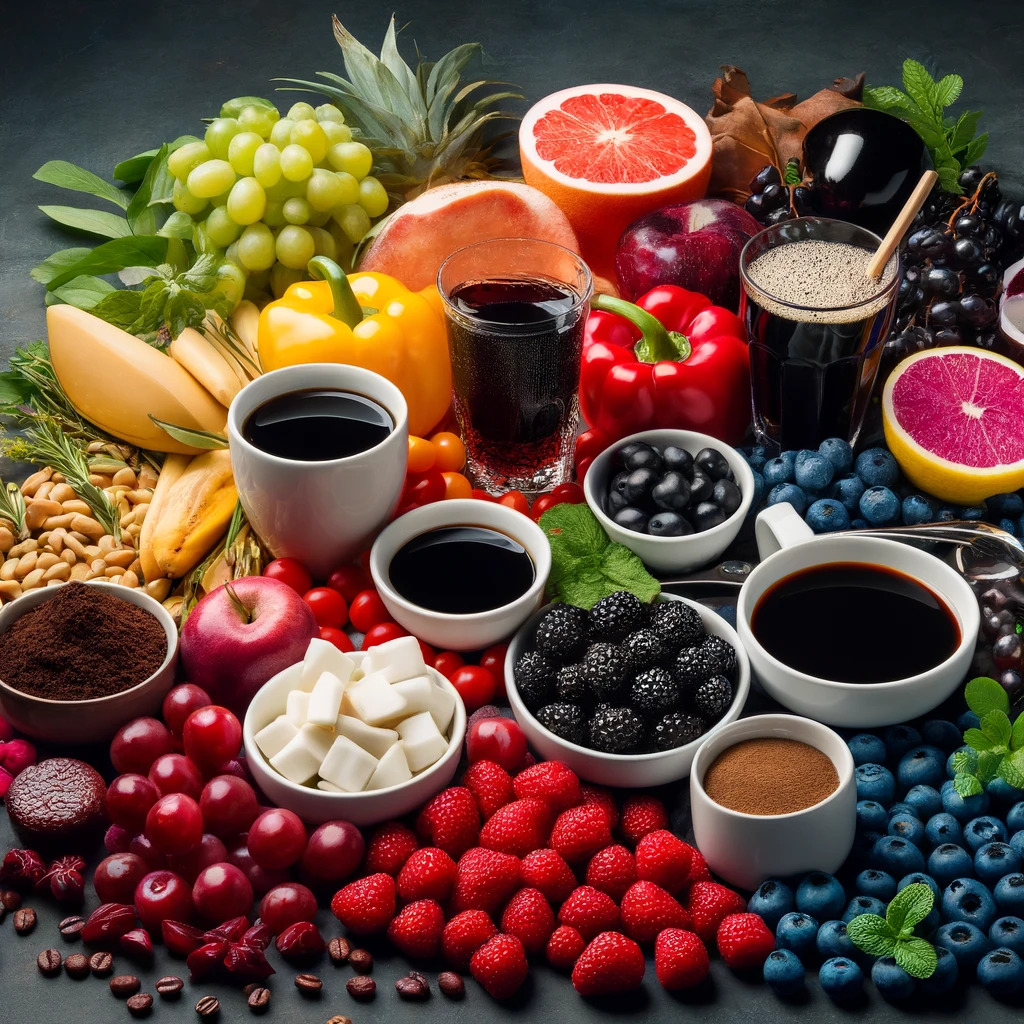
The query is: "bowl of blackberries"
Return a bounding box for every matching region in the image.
[584,429,755,573]
[504,590,750,786]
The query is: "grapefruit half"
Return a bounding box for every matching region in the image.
[519,84,713,278]
[881,346,1024,503]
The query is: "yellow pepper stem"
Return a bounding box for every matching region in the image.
[307,256,364,328]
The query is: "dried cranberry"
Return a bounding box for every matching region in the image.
[187,940,230,982]
[37,855,87,904]
[161,920,206,957]
[242,919,273,951]
[223,941,275,982]
[81,903,138,944]
[1,848,47,888]
[0,738,37,775]
[0,766,13,798]
[203,915,250,943]
[104,826,133,854]
[120,928,154,959]
[274,920,325,960]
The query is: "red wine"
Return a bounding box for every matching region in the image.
[242,388,392,461]
[751,562,960,683]
[388,526,535,614]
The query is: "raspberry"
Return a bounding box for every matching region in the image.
[363,822,418,875]
[520,848,578,903]
[579,784,619,829]
[416,787,480,858]
[584,844,636,902]
[571,931,646,995]
[396,847,457,903]
[500,887,556,954]
[330,873,396,934]
[550,805,613,864]
[634,829,693,895]
[686,847,712,886]
[655,928,710,990]
[450,847,521,915]
[716,912,775,969]
[619,880,691,944]
[470,933,529,999]
[619,795,668,847]
[441,909,498,970]
[546,923,586,970]
[462,760,515,821]
[558,885,620,940]
[386,898,444,958]
[688,881,747,943]
[513,761,582,813]
[478,798,552,858]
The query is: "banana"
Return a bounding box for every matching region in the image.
[138,453,192,584]
[229,300,261,363]
[149,449,238,578]
[168,327,241,407]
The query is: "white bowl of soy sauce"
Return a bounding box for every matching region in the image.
[369,499,551,651]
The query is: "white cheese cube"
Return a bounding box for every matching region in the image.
[317,780,345,793]
[391,674,433,715]
[254,714,299,760]
[396,711,448,772]
[366,743,413,790]
[366,635,426,683]
[270,723,334,784]
[334,715,399,759]
[425,682,456,734]
[307,671,346,728]
[302,637,356,690]
[286,689,311,727]
[344,674,408,726]
[319,734,378,792]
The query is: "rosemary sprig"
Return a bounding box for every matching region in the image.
[0,480,29,540]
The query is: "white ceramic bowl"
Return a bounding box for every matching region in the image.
[690,714,857,891]
[369,499,551,651]
[243,650,466,826]
[583,429,755,574]
[0,581,178,743]
[505,594,749,786]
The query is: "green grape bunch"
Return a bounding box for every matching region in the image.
[166,98,389,301]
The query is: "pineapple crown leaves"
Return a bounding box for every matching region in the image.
[953,675,1024,796]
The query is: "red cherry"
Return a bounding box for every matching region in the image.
[258,882,318,933]
[246,809,306,870]
[303,586,349,628]
[263,557,313,595]
[144,793,203,855]
[134,869,194,932]
[110,717,174,775]
[162,684,212,739]
[479,644,509,699]
[449,665,497,712]
[105,773,160,832]
[165,834,229,884]
[466,717,528,772]
[226,839,290,896]
[93,852,148,904]
[192,862,254,924]
[149,753,204,799]
[319,626,355,653]
[348,590,391,633]
[200,775,259,838]
[325,564,371,603]
[182,706,242,775]
[299,820,364,883]
[360,621,408,649]
[432,651,465,680]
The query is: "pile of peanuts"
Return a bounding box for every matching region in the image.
[0,451,170,605]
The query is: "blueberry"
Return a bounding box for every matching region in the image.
[612,506,648,532]
[920,945,959,994]
[871,836,926,876]
[852,830,885,863]
[621,443,663,473]
[901,493,935,525]
[848,733,887,767]
[775,912,819,962]
[795,872,846,921]
[850,518,868,530]
[859,485,901,525]
[747,879,796,931]
[819,956,863,1002]
[805,498,851,534]
[856,869,897,901]
[1013,832,1024,861]
[816,919,857,960]
[689,470,713,503]
[990,916,1024,956]
[928,843,975,886]
[842,895,887,923]
[897,745,946,791]
[976,842,1022,883]
[987,777,1024,803]
[964,815,1009,851]
[623,467,659,504]
[855,447,900,487]
[941,877,999,930]
[857,800,889,834]
[957,710,981,731]
[647,511,692,537]
[871,955,916,1001]
[606,488,630,514]
[661,445,693,477]
[897,872,941,901]
[883,724,923,760]
[995,873,1024,915]
[711,478,742,517]
[977,947,1024,995]
[959,504,987,521]
[941,779,990,822]
[694,447,732,482]
[888,814,926,848]
[651,471,691,511]
[926,812,965,848]
[921,719,963,754]
[750,469,766,509]
[817,438,853,474]
[934,920,992,973]
[905,785,943,821]
[992,492,1024,518]
[763,452,796,485]
[888,802,918,820]
[1000,518,1020,537]
[690,501,727,532]
[767,482,808,515]
[794,451,835,492]
[830,475,867,513]
[763,948,805,995]
[856,763,896,804]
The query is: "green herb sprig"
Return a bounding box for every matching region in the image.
[0,480,29,540]
[953,676,1024,796]
[846,883,938,978]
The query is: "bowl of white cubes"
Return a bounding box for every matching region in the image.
[243,634,466,825]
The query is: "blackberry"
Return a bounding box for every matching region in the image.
[653,711,706,751]
[533,603,589,663]
[588,706,644,754]
[514,650,556,710]
[701,634,737,677]
[581,642,631,700]
[621,628,664,670]
[674,645,716,693]
[630,667,679,717]
[693,674,733,719]
[535,703,588,745]
[555,663,587,705]
[588,591,647,642]
[649,600,704,649]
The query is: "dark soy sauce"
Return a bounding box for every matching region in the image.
[751,562,960,683]
[242,389,393,461]
[389,526,535,614]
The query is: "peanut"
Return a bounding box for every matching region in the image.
[88,474,113,488]
[24,499,63,530]
[90,558,106,574]
[120,570,140,589]
[83,544,102,560]
[70,563,94,581]
[21,567,45,590]
[138,465,158,489]
[0,559,18,581]
[98,535,118,553]
[63,535,89,561]
[132,503,148,523]
[104,565,125,579]
[35,552,60,572]
[60,499,92,517]
[9,538,38,559]
[104,548,136,569]
[145,578,172,602]
[0,581,23,601]
[36,530,52,548]
[112,467,137,488]
[42,513,76,531]
[20,468,53,497]
[61,549,76,566]
[0,528,14,554]
[128,559,143,576]
[47,528,66,554]
[126,523,142,540]
[34,481,54,500]
[70,515,105,541]
[48,483,75,504]
[15,552,38,577]
[43,562,71,582]
[119,507,138,529]
[50,472,66,484]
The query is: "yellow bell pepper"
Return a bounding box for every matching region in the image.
[257,257,452,436]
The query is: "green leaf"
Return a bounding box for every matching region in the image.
[998,755,1024,790]
[45,275,115,310]
[33,160,129,209]
[30,247,93,285]
[948,110,981,152]
[904,116,945,148]
[936,164,963,194]
[846,914,897,957]
[976,749,1003,784]
[964,132,989,166]
[89,290,144,331]
[894,937,938,979]
[38,206,132,238]
[902,59,939,120]
[1010,711,1024,751]
[149,417,229,450]
[932,74,964,109]
[981,709,1013,748]
[954,772,984,797]
[113,149,158,184]
[952,749,977,775]
[178,253,220,292]
[126,142,170,234]
[158,211,195,239]
[1005,748,1024,781]
[42,235,168,291]
[965,676,1009,718]
[963,727,995,752]
[863,85,920,115]
[599,543,662,605]
[886,883,934,933]
[219,96,276,118]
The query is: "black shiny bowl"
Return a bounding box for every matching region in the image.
[803,108,929,234]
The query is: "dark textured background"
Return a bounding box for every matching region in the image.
[3,1,1024,1020]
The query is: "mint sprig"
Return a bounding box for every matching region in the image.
[953,676,1024,796]
[846,883,938,978]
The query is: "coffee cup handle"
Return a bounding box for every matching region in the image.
[755,502,815,559]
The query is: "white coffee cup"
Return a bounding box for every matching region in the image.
[736,503,980,728]
[228,364,408,580]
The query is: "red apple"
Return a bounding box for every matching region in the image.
[180,576,318,715]
[615,199,762,311]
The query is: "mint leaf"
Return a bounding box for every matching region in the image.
[1010,711,1024,751]
[998,755,1024,790]
[847,914,897,957]
[33,160,130,210]
[981,710,1013,748]
[964,727,996,752]
[894,937,938,979]
[932,73,964,109]
[902,59,939,119]
[954,772,984,797]
[936,165,962,193]
[964,132,989,166]
[113,149,159,185]
[886,883,934,934]
[976,749,1003,784]
[89,290,144,331]
[863,85,919,115]
[949,110,981,152]
[965,677,1009,718]
[42,235,168,291]
[599,543,661,604]
[952,748,977,775]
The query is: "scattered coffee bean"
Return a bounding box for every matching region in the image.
[155,975,184,998]
[346,976,376,1001]
[348,948,373,974]
[64,953,90,979]
[2,889,23,912]
[13,907,37,934]
[110,975,142,998]
[326,1017,353,1024]
[438,971,465,999]
[59,914,86,940]
[327,936,351,964]
[296,973,323,995]
[242,983,259,997]
[395,974,430,1001]
[195,995,220,1018]
[90,951,114,977]
[37,948,63,976]
[247,986,271,1014]
[127,992,154,1018]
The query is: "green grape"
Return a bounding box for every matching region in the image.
[282,197,311,225]
[225,240,241,266]
[167,141,212,181]
[205,118,242,160]
[321,121,353,146]
[187,159,237,199]
[262,200,286,228]
[266,176,308,202]
[227,177,267,226]
[172,178,208,215]
[271,262,306,298]
[328,222,356,270]
[227,131,264,176]
[237,223,276,272]
[205,205,241,247]
[334,203,372,244]
[192,221,221,255]
[214,261,247,311]
[308,226,338,261]
[287,101,318,122]
[244,267,272,302]
[290,119,328,165]
[357,176,389,218]
[238,104,279,138]
[332,171,361,207]
[306,167,346,212]
[159,210,195,238]
[315,103,345,123]
[253,143,282,188]
[280,144,314,183]
[327,141,373,180]
[275,224,316,270]
[269,117,296,149]
[307,208,332,228]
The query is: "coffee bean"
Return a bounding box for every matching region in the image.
[326,1017,353,1024]
[295,972,323,995]
[110,975,142,998]
[348,948,373,974]
[64,953,90,979]
[155,975,184,998]
[1,889,23,911]
[346,975,376,1000]
[247,986,271,1014]
[408,970,429,988]
[395,974,430,1001]
[37,948,63,976]
[59,914,86,940]
[13,907,37,934]
[195,995,220,1018]
[327,935,351,965]
[90,951,114,977]
[127,992,154,1018]
[438,971,465,999]
[241,983,259,996]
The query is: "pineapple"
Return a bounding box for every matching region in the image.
[278,16,522,201]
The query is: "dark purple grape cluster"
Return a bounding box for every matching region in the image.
[973,582,1024,703]
[744,160,819,225]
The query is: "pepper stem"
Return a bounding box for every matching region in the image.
[307,256,364,327]
[591,294,691,364]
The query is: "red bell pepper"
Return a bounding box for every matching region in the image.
[579,285,750,445]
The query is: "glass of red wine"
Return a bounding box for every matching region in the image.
[437,237,593,494]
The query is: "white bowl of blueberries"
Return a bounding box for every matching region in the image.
[583,429,756,574]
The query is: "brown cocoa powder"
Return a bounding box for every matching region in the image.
[703,737,838,814]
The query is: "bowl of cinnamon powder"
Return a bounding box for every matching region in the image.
[0,580,178,743]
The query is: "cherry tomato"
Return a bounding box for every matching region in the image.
[361,621,409,650]
[449,665,496,713]
[432,651,465,680]
[358,550,372,573]
[398,469,446,514]
[348,590,392,633]
[574,426,612,465]
[442,472,473,500]
[497,490,530,516]
[479,643,509,700]
[325,564,371,603]
[466,717,527,772]
[530,493,557,522]
[262,557,313,595]
[577,456,594,484]
[471,488,495,502]
[303,586,348,628]
[550,482,586,505]
[319,626,355,653]
[430,431,466,472]
[416,639,436,664]
[407,436,437,474]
